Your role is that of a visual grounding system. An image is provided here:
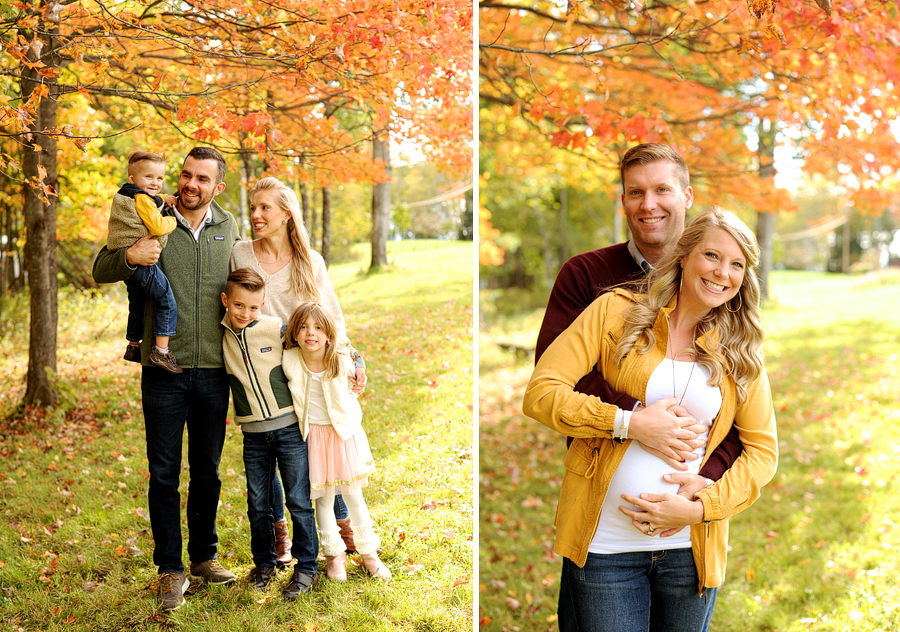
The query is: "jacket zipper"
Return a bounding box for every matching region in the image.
[235,328,271,419]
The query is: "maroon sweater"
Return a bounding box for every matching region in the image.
[534,242,742,480]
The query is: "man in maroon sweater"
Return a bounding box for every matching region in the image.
[535,143,742,488]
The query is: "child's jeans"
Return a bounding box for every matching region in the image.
[125,263,177,342]
[243,423,318,574]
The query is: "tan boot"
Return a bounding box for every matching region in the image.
[325,552,347,581]
[274,519,292,567]
[360,552,391,580]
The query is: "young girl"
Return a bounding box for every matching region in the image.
[282,303,391,581]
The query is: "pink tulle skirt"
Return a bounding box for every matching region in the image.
[308,424,376,500]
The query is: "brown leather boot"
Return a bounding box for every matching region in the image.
[336,517,356,553]
[274,519,292,567]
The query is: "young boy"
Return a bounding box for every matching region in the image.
[220,268,320,599]
[106,150,181,374]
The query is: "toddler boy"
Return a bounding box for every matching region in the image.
[106,150,181,373]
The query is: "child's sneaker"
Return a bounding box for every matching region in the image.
[123,343,142,363]
[149,348,183,374]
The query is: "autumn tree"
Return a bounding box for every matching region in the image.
[480,0,900,295]
[1,0,472,406]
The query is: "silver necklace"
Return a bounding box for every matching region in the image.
[668,332,697,407]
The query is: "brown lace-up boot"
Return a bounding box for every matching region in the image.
[274,519,292,567]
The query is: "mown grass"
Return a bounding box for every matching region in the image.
[0,240,474,632]
[479,269,900,632]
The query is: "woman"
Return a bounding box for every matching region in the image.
[230,177,367,580]
[523,207,778,631]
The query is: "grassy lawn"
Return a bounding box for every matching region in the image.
[479,269,900,632]
[0,240,474,632]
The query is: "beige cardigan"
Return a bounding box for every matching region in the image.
[282,347,362,441]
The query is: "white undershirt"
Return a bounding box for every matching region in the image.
[588,358,722,554]
[307,370,332,426]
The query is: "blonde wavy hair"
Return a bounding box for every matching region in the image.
[250,177,320,303]
[284,303,342,380]
[614,206,765,403]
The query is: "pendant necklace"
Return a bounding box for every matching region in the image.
[669,327,697,406]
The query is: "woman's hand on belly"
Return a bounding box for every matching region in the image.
[629,398,707,465]
[618,489,705,538]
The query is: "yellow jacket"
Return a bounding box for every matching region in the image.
[522,289,778,591]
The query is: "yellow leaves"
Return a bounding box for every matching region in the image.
[764,23,786,45]
[736,37,762,55]
[747,0,777,20]
[814,0,832,17]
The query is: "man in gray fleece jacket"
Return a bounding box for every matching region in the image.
[92,147,240,611]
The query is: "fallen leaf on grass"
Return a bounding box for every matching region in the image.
[405,559,424,574]
[452,573,470,588]
[506,597,520,610]
[114,545,142,558]
[82,581,97,593]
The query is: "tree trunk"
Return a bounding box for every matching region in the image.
[321,186,331,267]
[370,133,391,269]
[460,187,473,240]
[756,119,777,300]
[239,149,253,239]
[299,181,310,232]
[21,14,59,407]
[309,187,318,246]
[558,183,568,267]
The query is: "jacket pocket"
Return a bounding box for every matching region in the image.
[269,365,293,409]
[229,374,252,418]
[564,440,599,477]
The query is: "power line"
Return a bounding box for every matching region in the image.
[775,214,848,242]
[405,181,473,208]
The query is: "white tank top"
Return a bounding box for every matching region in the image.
[588,358,722,554]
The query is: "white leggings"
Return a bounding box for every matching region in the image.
[315,490,381,556]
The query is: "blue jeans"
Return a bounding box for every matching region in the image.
[244,424,318,574]
[558,550,717,632]
[126,263,177,341]
[142,367,229,573]
[271,463,348,521]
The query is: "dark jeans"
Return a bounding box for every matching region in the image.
[558,550,717,632]
[126,263,177,341]
[244,424,318,574]
[271,462,348,521]
[142,367,229,574]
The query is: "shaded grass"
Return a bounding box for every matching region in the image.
[479,270,900,632]
[0,240,473,631]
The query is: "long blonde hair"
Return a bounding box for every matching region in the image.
[284,303,342,380]
[251,177,320,303]
[614,206,765,403]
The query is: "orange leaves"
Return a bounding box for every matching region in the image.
[747,0,778,20]
[764,23,787,45]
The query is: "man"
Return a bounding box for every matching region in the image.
[93,147,240,611]
[535,143,742,484]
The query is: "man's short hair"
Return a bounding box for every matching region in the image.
[225,267,265,296]
[127,150,166,170]
[620,143,690,191]
[185,146,227,185]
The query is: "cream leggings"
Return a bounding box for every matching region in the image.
[315,490,381,556]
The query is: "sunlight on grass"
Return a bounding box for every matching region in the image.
[0,241,473,631]
[479,270,900,632]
